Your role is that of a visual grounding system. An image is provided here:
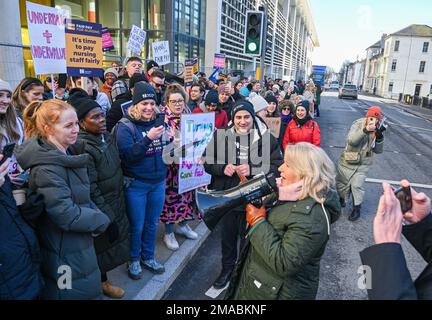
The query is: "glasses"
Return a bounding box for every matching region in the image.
[153,83,165,88]
[169,99,185,105]
[46,77,58,83]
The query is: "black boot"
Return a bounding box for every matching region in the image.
[349,205,361,221]
[213,267,233,289]
[339,197,346,208]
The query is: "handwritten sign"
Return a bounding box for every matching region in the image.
[179,113,215,194]
[213,53,226,69]
[262,117,282,137]
[152,41,170,66]
[127,25,146,56]
[65,19,103,77]
[26,1,68,75]
[102,27,114,52]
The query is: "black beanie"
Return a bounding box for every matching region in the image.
[231,100,255,119]
[147,60,159,71]
[70,97,101,121]
[205,89,219,105]
[132,82,157,105]
[265,94,278,106]
[129,73,148,90]
[297,100,310,114]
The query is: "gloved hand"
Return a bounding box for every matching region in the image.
[375,127,384,140]
[246,204,266,227]
[106,222,120,243]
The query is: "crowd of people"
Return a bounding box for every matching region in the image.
[0,56,431,300]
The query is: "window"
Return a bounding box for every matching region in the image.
[388,82,394,92]
[394,40,400,52]
[419,61,426,73]
[391,59,397,72]
[423,42,429,53]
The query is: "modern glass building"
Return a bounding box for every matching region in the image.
[11,0,206,78]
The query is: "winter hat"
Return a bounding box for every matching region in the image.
[129,73,148,89]
[111,80,128,102]
[366,106,382,121]
[272,84,280,91]
[132,82,157,105]
[146,60,159,71]
[265,94,278,107]
[248,92,268,114]
[239,86,250,97]
[218,83,231,95]
[205,89,219,106]
[231,100,255,119]
[69,97,101,121]
[0,79,12,94]
[296,100,310,114]
[104,67,119,78]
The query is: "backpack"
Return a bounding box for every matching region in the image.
[111,118,140,146]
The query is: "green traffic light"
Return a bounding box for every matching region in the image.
[248,42,257,52]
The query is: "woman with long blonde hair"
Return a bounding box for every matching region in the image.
[16,99,110,299]
[227,142,341,300]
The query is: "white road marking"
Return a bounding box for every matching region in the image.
[365,178,432,189]
[387,122,432,133]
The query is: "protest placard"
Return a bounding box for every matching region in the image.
[26,1,68,75]
[152,41,170,66]
[121,100,133,116]
[192,58,199,74]
[65,19,103,77]
[184,59,195,88]
[178,113,215,194]
[213,53,226,69]
[127,25,146,56]
[102,27,114,52]
[262,117,282,137]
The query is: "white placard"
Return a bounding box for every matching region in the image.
[152,41,170,66]
[26,1,69,75]
[127,25,146,56]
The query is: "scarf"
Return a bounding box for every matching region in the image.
[281,114,292,123]
[294,115,311,127]
[276,178,304,201]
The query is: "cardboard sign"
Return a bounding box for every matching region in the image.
[178,113,215,194]
[26,1,68,75]
[65,19,103,77]
[262,117,282,137]
[192,58,199,74]
[121,100,133,116]
[152,41,170,66]
[102,27,114,52]
[213,53,226,69]
[127,25,146,56]
[184,59,195,88]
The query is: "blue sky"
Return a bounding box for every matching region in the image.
[309,0,432,71]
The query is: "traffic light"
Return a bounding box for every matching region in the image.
[244,11,264,56]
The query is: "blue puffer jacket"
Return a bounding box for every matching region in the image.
[0,177,44,300]
[116,115,167,183]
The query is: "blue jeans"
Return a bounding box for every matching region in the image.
[125,179,166,261]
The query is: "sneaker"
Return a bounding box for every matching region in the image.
[175,224,198,240]
[127,260,142,280]
[164,233,179,251]
[102,281,125,299]
[141,258,165,274]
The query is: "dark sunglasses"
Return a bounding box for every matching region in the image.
[46,77,58,83]
[153,82,165,88]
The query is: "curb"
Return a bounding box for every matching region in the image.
[133,222,211,300]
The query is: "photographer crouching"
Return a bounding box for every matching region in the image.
[336,106,387,221]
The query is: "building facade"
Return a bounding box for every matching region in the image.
[204,0,319,80]
[346,59,366,89]
[363,25,432,99]
[1,0,207,85]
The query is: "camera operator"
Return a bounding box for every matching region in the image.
[359,180,432,300]
[203,100,283,291]
[336,106,386,221]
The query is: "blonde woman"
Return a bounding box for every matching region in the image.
[303,81,316,118]
[227,142,341,300]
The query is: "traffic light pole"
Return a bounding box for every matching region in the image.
[259,5,267,86]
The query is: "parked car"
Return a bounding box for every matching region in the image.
[339,84,358,99]
[330,81,340,91]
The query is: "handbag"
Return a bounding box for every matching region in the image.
[343,151,361,164]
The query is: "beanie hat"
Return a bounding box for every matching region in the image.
[231,100,255,119]
[296,100,310,114]
[69,97,101,121]
[205,89,219,106]
[132,82,157,105]
[272,84,280,90]
[265,94,278,106]
[218,83,231,95]
[366,106,382,121]
[129,73,148,89]
[104,67,119,78]
[239,86,250,98]
[147,60,159,71]
[111,80,128,102]
[0,79,12,94]
[248,92,268,114]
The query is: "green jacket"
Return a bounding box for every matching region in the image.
[78,130,130,274]
[16,138,110,300]
[228,189,341,300]
[338,118,384,179]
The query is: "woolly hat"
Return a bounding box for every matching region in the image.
[239,86,250,97]
[132,82,157,105]
[265,94,278,106]
[0,79,12,94]
[146,60,159,71]
[296,100,310,114]
[104,67,119,78]
[248,92,268,114]
[205,89,219,106]
[231,100,255,119]
[366,106,382,121]
[129,73,148,89]
[68,93,101,121]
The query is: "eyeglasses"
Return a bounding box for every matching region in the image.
[169,99,185,105]
[281,107,290,111]
[153,83,165,88]
[46,77,58,83]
